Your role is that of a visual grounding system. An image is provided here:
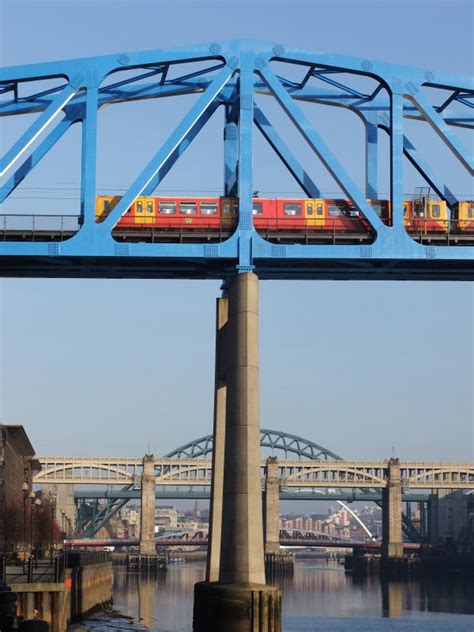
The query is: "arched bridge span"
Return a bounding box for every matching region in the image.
[165,428,342,461]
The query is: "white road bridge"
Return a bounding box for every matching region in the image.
[34,457,474,490]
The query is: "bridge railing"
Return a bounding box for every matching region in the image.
[0,214,80,240]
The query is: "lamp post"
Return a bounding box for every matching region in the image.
[34,498,42,562]
[28,491,35,559]
[21,482,29,567]
[60,510,65,541]
[49,493,56,565]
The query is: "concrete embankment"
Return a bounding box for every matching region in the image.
[9,554,112,632]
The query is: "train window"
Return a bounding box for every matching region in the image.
[233,205,238,215]
[201,202,218,215]
[328,204,343,216]
[136,201,143,214]
[146,201,154,214]
[253,202,263,215]
[158,201,176,214]
[467,206,474,219]
[317,204,323,216]
[103,200,110,213]
[306,204,313,216]
[222,204,230,215]
[284,202,302,216]
[180,202,197,214]
[371,203,382,217]
[431,204,440,218]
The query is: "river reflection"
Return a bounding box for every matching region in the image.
[98,560,474,632]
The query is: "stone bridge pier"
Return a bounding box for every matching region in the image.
[194,272,281,632]
[139,454,157,560]
[382,458,403,559]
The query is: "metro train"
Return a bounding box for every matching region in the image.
[95,195,474,236]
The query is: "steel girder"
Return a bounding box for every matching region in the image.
[0,40,472,280]
[165,427,342,460]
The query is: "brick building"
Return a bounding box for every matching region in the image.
[0,424,39,547]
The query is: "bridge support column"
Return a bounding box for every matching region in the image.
[382,458,403,559]
[194,272,280,631]
[263,457,280,556]
[139,454,156,557]
[206,296,228,582]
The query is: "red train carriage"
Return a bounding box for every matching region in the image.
[96,195,237,231]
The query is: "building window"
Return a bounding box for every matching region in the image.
[180,202,197,215]
[200,202,218,215]
[158,201,177,214]
[253,202,263,215]
[136,201,143,214]
[283,202,302,216]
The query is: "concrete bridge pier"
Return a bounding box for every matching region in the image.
[382,458,403,559]
[263,457,294,577]
[206,296,228,582]
[139,455,157,562]
[194,272,281,631]
[263,457,281,556]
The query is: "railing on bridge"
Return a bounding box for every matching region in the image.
[0,215,80,241]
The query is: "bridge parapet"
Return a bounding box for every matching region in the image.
[35,457,474,489]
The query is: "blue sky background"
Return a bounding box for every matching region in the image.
[0,0,473,467]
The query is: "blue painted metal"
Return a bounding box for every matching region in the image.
[0,40,472,279]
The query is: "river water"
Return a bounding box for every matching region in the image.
[81,560,474,631]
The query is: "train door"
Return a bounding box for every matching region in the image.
[403,202,412,231]
[412,198,427,233]
[143,197,156,226]
[427,201,447,233]
[304,200,325,229]
[457,201,474,232]
[134,198,146,224]
[221,198,238,231]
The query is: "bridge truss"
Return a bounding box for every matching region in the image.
[0,40,473,280]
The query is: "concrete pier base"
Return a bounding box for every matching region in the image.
[193,581,281,632]
[265,553,294,579]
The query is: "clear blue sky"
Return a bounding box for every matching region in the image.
[0,0,473,464]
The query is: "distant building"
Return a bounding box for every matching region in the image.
[40,483,76,534]
[156,506,178,530]
[429,490,472,547]
[0,424,40,546]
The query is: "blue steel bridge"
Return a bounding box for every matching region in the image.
[0,40,473,280]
